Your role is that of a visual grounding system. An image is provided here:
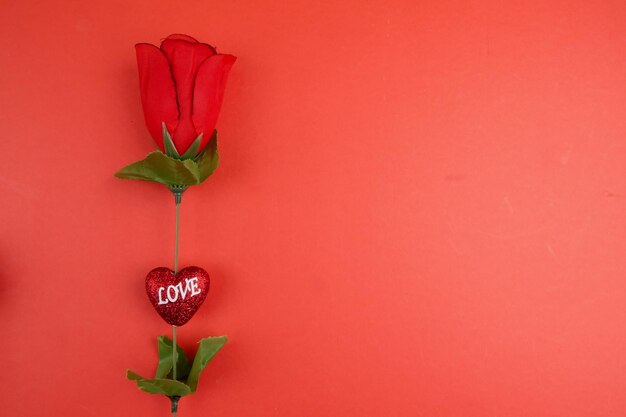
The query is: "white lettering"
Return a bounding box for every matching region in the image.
[167,285,179,302]
[158,287,168,305]
[179,279,190,299]
[157,277,202,305]
[190,277,201,296]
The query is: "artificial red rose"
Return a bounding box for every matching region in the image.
[135,34,236,157]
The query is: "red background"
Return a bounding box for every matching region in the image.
[2,1,626,416]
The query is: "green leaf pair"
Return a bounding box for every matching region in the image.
[126,335,227,397]
[162,123,204,160]
[115,129,219,187]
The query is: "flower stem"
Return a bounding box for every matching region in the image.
[170,185,185,391]
[174,194,181,383]
[171,396,180,417]
[172,324,177,381]
[175,199,180,274]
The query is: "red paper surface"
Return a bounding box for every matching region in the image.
[2,0,626,416]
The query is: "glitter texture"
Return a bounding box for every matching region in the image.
[145,266,210,326]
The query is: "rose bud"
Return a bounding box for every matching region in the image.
[135,34,236,158]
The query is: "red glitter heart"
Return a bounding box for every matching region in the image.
[145,266,210,326]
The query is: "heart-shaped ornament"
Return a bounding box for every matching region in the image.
[145,266,210,326]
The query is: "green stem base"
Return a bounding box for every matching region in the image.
[170,396,180,417]
[169,185,187,204]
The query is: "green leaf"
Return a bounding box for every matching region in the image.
[156,336,191,380]
[196,131,219,182]
[126,370,192,397]
[180,133,203,159]
[114,151,200,186]
[162,123,180,158]
[186,336,227,393]
[114,130,220,186]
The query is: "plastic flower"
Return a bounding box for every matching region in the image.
[135,34,236,157]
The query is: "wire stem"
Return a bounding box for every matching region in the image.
[173,194,181,383]
[175,200,180,274]
[171,188,185,386]
[168,185,185,414]
[172,325,177,381]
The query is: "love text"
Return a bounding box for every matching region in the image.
[158,277,202,305]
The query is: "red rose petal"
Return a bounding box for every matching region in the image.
[192,54,237,151]
[160,38,215,152]
[135,43,179,150]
